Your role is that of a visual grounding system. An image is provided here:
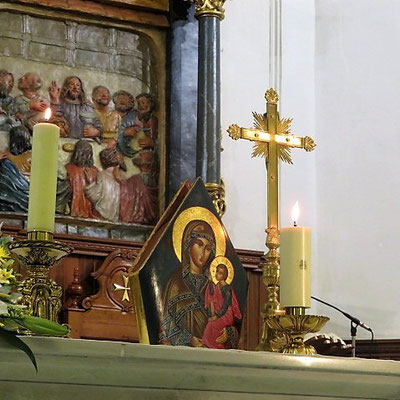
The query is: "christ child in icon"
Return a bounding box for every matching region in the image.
[202,256,242,349]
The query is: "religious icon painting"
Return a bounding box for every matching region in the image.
[129,178,248,349]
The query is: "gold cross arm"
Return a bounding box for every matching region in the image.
[227,124,316,152]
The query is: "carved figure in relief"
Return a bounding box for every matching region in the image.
[14,72,47,131]
[65,139,99,218]
[134,93,158,150]
[0,70,14,98]
[0,125,31,212]
[92,86,121,145]
[119,170,157,225]
[113,90,135,119]
[202,262,242,349]
[32,286,50,320]
[85,147,121,222]
[0,70,19,132]
[132,149,157,188]
[118,93,158,158]
[49,76,103,140]
[115,91,138,158]
[48,115,70,138]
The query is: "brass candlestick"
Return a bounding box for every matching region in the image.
[8,231,73,322]
[267,307,330,355]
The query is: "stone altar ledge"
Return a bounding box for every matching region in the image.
[0,337,399,399]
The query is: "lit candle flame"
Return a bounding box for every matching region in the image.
[291,201,300,226]
[44,107,52,121]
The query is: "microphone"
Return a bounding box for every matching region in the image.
[311,296,374,340]
[340,311,373,333]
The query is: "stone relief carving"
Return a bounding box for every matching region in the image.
[0,12,162,228]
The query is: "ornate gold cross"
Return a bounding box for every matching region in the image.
[113,275,131,302]
[227,88,316,351]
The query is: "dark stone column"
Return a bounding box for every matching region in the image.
[196,16,221,183]
[168,5,198,201]
[193,1,226,216]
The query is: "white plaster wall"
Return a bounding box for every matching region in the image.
[312,0,400,339]
[222,0,400,339]
[221,0,269,251]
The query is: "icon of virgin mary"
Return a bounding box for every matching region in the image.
[160,206,241,348]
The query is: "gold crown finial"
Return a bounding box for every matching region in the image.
[303,136,316,152]
[265,88,279,105]
[188,0,227,20]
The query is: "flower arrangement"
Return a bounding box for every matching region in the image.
[0,222,69,371]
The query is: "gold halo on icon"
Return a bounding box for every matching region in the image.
[172,207,226,262]
[210,256,234,285]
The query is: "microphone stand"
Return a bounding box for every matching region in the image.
[351,322,357,358]
[311,296,374,358]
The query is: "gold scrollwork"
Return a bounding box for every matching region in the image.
[264,88,279,104]
[189,0,227,20]
[205,179,226,218]
[8,239,73,323]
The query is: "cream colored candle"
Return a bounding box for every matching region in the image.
[280,202,311,308]
[27,116,60,233]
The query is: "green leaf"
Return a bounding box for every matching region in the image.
[1,317,20,332]
[9,292,22,304]
[2,259,14,268]
[0,300,8,315]
[0,327,37,372]
[0,285,11,294]
[17,316,69,336]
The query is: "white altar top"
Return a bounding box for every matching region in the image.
[0,337,399,399]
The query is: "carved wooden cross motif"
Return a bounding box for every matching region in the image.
[113,275,131,302]
[227,88,316,350]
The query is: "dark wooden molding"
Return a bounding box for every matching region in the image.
[351,339,400,361]
[2,224,265,268]
[2,0,169,28]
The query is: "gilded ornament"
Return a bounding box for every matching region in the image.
[205,180,226,217]
[266,227,279,248]
[264,88,279,104]
[114,275,131,302]
[303,136,316,152]
[251,112,295,164]
[227,124,241,140]
[189,0,227,20]
[267,313,330,355]
[8,236,73,323]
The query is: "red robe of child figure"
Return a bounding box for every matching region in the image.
[202,262,242,349]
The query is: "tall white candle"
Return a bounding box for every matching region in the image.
[280,201,311,308]
[27,109,60,233]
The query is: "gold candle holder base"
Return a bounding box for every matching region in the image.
[8,231,73,323]
[267,308,329,355]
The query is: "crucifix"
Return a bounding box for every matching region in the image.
[227,88,316,351]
